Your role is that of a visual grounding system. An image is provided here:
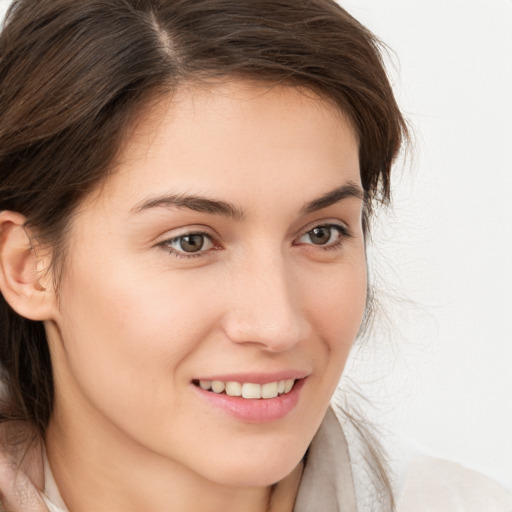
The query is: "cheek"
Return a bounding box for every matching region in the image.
[305,257,367,347]
[53,255,222,419]
[282,256,367,459]
[302,254,367,397]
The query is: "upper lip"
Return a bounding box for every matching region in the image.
[193,370,309,385]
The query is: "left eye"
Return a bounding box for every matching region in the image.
[163,233,215,255]
[297,225,346,246]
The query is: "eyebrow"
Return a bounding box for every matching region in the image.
[131,182,364,219]
[301,182,365,214]
[132,193,245,220]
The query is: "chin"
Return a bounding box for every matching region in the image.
[196,440,307,488]
[211,463,299,488]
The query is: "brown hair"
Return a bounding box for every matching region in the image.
[0,0,406,503]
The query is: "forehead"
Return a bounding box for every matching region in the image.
[87,81,361,214]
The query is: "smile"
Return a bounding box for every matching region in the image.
[194,379,296,399]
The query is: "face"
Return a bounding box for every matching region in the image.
[46,82,367,487]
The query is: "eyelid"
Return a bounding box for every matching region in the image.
[295,219,352,240]
[156,225,218,244]
[156,226,221,258]
[292,220,353,253]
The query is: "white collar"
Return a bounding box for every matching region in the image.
[294,406,357,511]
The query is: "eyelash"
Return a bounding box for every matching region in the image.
[294,223,352,251]
[159,223,352,259]
[159,231,218,259]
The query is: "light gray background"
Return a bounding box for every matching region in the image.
[1,0,511,492]
[339,0,512,492]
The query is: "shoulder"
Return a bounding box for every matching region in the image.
[327,404,512,512]
[397,456,512,512]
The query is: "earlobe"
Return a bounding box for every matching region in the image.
[0,211,55,321]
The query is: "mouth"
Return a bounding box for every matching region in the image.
[192,376,306,422]
[192,378,297,399]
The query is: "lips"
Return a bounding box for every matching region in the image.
[192,373,307,422]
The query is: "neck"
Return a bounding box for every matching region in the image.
[45,403,302,512]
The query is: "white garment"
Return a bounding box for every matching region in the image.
[41,455,66,512]
[397,456,512,512]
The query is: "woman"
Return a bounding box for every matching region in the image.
[0,1,510,511]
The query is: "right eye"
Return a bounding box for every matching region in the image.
[160,232,216,258]
[295,223,350,249]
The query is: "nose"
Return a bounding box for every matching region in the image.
[221,249,312,352]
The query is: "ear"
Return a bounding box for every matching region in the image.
[0,211,56,321]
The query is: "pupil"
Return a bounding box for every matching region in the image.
[310,227,330,245]
[180,234,204,252]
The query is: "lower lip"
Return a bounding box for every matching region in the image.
[193,379,305,423]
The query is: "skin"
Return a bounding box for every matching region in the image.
[38,82,367,512]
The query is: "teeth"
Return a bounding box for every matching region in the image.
[197,379,296,399]
[199,380,211,390]
[284,379,294,393]
[242,383,261,399]
[211,381,225,393]
[261,382,278,399]
[225,381,242,397]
